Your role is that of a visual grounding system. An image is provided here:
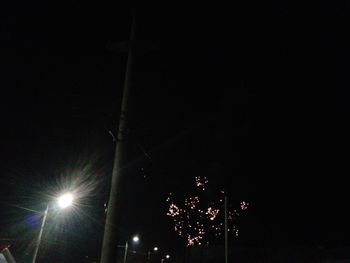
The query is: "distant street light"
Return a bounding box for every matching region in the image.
[147,246,159,261]
[132,235,139,243]
[123,235,140,263]
[161,254,171,263]
[31,192,74,263]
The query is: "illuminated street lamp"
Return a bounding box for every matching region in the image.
[31,192,74,263]
[161,254,171,263]
[57,193,73,209]
[132,235,139,243]
[123,235,139,263]
[147,246,159,261]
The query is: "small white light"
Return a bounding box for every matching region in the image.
[166,254,170,259]
[132,236,139,243]
[58,193,73,209]
[153,247,158,251]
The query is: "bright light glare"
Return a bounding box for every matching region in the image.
[58,193,73,209]
[132,236,139,243]
[153,247,158,251]
[166,254,170,259]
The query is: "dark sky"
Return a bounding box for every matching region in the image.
[1,1,350,262]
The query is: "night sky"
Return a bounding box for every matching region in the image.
[1,1,350,262]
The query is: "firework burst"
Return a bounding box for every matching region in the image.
[166,177,249,246]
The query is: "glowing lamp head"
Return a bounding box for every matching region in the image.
[132,235,139,243]
[153,247,158,251]
[58,193,73,209]
[166,254,170,259]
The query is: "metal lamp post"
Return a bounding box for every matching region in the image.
[31,193,73,263]
[123,235,139,263]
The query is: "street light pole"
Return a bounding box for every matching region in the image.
[31,205,49,263]
[123,235,139,263]
[31,193,73,263]
[123,241,128,263]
